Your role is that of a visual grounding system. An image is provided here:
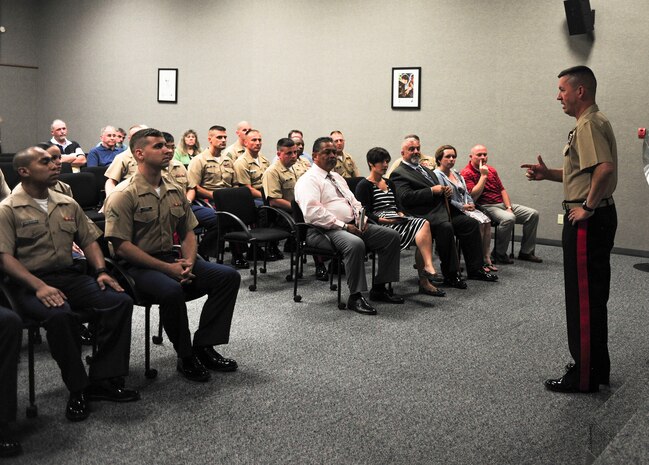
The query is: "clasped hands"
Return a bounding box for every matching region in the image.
[167,258,195,284]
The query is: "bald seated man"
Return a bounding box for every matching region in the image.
[224,120,251,161]
[460,144,541,264]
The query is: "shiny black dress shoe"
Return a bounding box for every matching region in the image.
[66,391,90,422]
[177,355,211,382]
[230,257,250,269]
[492,253,514,264]
[86,380,140,402]
[467,269,498,282]
[369,289,404,304]
[346,295,377,315]
[544,375,599,393]
[443,276,468,289]
[315,263,329,281]
[0,438,22,458]
[194,346,238,372]
[518,252,543,263]
[565,362,610,385]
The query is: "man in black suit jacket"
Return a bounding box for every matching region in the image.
[390,136,497,288]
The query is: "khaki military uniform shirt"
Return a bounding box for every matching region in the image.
[293,156,311,179]
[262,160,298,203]
[0,185,101,272]
[333,152,360,179]
[165,159,189,191]
[223,141,247,161]
[105,148,137,183]
[104,172,198,256]
[187,149,236,191]
[233,152,270,190]
[563,104,618,201]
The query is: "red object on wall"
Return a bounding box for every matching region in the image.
[639,128,647,139]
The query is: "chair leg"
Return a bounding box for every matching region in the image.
[144,305,158,379]
[293,249,302,302]
[152,308,163,345]
[249,244,258,292]
[336,257,345,310]
[510,226,515,258]
[26,327,38,418]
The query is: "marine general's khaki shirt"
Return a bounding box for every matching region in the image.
[563,104,618,201]
[262,160,298,203]
[187,149,236,191]
[0,185,101,272]
[104,172,198,256]
[233,152,270,190]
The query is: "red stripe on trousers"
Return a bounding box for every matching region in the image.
[576,221,591,391]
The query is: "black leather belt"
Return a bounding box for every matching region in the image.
[562,197,614,212]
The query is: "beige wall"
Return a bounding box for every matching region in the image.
[1,0,648,250]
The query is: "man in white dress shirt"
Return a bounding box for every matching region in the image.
[294,136,403,314]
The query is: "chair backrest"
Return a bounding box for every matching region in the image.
[212,187,257,226]
[60,163,73,174]
[80,165,108,199]
[344,176,365,194]
[0,162,20,189]
[58,172,100,208]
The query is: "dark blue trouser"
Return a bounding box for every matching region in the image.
[126,256,240,358]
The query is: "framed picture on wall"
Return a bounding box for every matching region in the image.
[391,67,421,109]
[157,68,178,103]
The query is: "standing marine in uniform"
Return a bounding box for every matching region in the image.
[522,66,617,393]
[104,129,241,383]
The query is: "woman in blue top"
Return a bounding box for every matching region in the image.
[433,145,496,272]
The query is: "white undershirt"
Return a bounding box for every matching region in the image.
[34,197,48,213]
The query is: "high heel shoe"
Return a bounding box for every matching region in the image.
[419,282,446,297]
[420,269,444,284]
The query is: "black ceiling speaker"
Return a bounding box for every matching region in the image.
[564,0,595,35]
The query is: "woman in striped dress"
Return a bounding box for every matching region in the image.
[355,147,445,297]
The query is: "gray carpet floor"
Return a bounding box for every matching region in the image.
[9,244,649,465]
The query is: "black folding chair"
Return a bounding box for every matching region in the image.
[58,172,104,223]
[212,187,294,291]
[290,200,346,309]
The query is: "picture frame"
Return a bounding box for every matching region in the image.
[391,67,421,110]
[157,68,178,103]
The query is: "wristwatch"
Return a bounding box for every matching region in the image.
[582,201,594,212]
[93,267,108,277]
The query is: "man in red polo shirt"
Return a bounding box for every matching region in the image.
[461,144,541,264]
